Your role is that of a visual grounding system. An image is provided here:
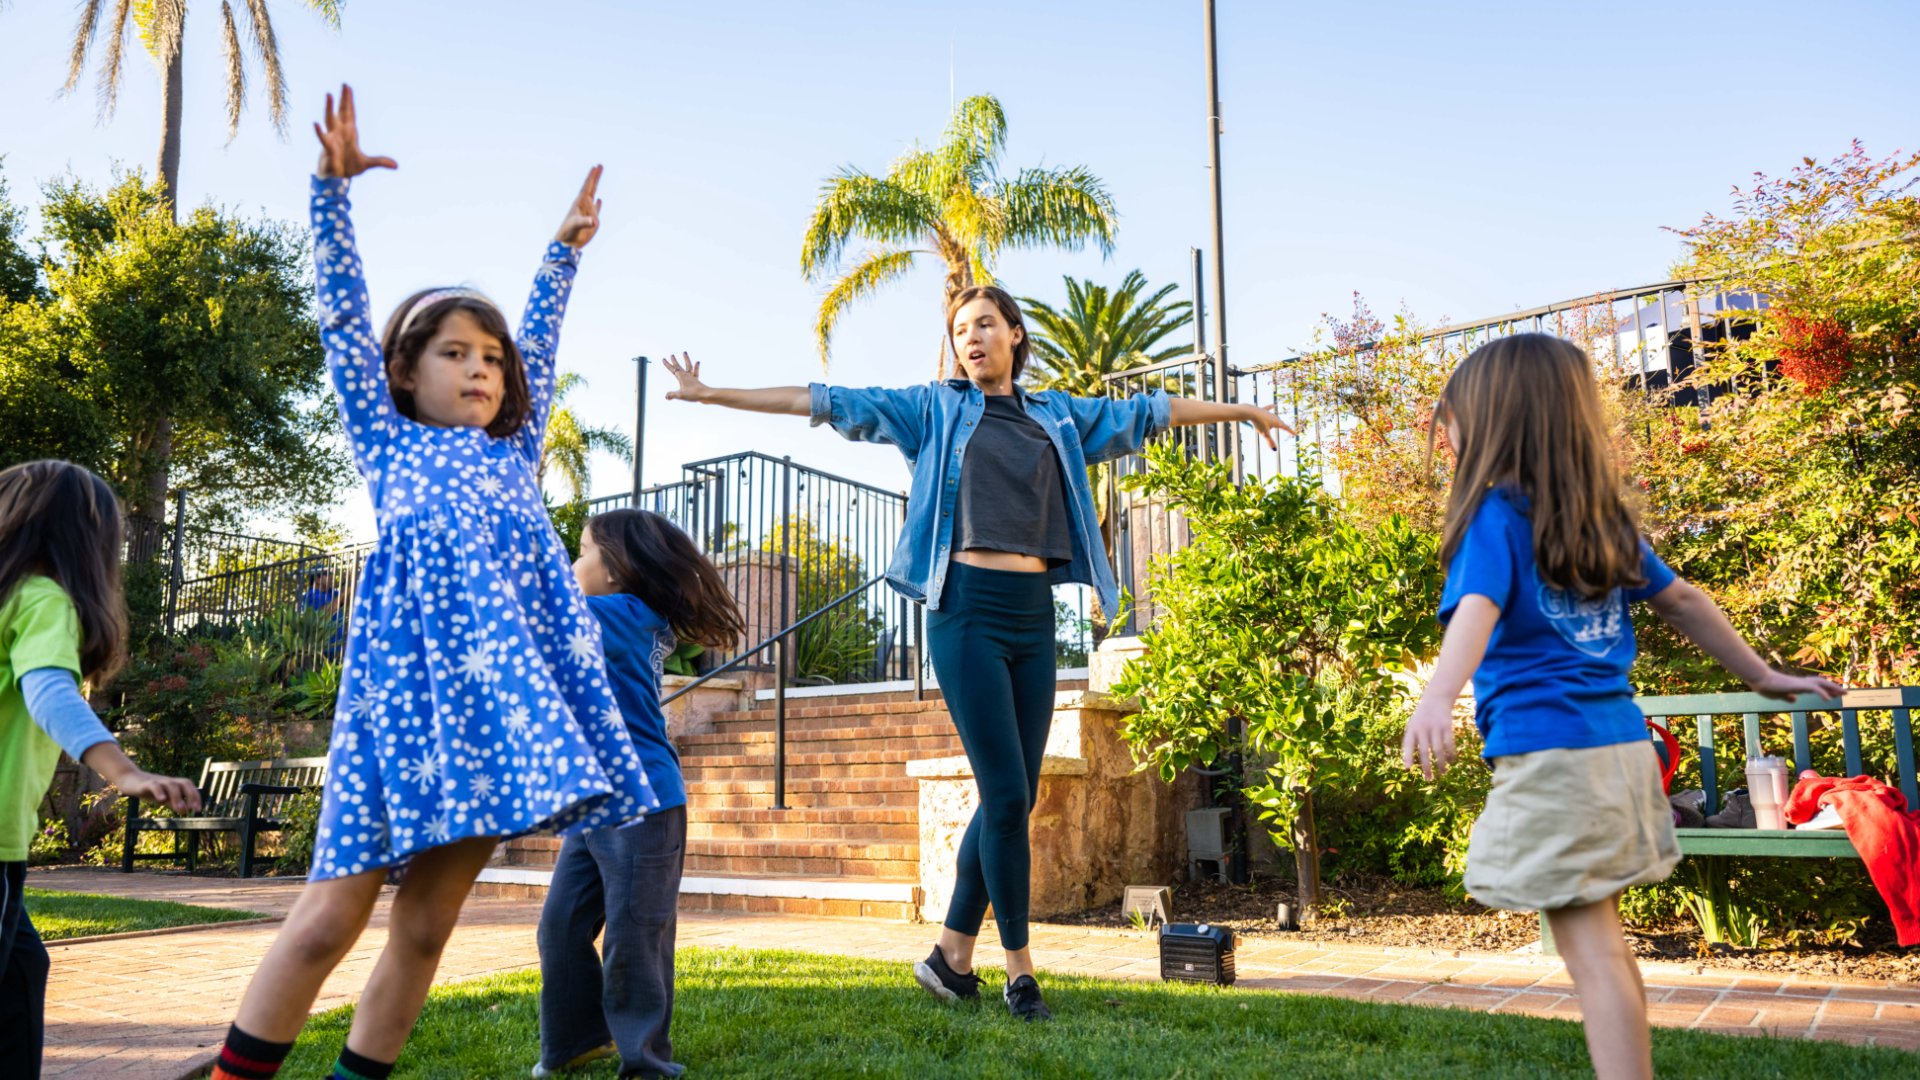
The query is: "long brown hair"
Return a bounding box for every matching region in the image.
[0,460,129,684]
[379,288,532,439]
[1433,334,1644,599]
[946,285,1031,381]
[586,509,745,649]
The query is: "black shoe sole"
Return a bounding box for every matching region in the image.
[913,960,978,1002]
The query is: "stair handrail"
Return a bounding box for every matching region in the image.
[662,569,922,809]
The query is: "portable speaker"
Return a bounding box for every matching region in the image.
[1158,922,1236,985]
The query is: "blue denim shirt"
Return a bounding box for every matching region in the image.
[808,379,1171,613]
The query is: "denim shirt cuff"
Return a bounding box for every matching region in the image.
[1144,388,1173,438]
[807,383,833,428]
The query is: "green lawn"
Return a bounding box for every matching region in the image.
[283,947,1914,1079]
[24,888,263,941]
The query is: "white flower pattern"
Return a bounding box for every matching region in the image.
[305,176,656,884]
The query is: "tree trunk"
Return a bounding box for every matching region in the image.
[157,41,184,222]
[134,43,185,538]
[1290,787,1322,927]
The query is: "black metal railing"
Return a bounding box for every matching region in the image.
[663,571,912,809]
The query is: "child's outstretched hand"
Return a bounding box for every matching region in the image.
[663,353,711,403]
[555,165,604,249]
[116,769,203,815]
[313,84,397,179]
[1402,697,1458,780]
[1749,668,1845,702]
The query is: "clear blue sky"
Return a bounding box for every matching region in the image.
[4,1,1916,538]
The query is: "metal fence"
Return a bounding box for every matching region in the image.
[1098,278,1762,636]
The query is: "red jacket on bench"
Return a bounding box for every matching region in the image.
[1785,774,1920,946]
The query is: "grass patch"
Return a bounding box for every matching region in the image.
[284,947,1913,1078]
[24,888,263,941]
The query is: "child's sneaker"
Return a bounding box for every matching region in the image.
[1705,789,1756,829]
[914,945,984,1002]
[1798,804,1845,830]
[1004,974,1053,1022]
[532,1043,617,1077]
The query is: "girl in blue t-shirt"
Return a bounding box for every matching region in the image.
[534,509,744,1079]
[1402,334,1842,1080]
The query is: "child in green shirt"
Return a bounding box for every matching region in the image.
[0,460,202,1077]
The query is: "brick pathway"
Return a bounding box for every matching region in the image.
[31,868,1920,1078]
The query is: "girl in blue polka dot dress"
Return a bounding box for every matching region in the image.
[211,86,657,1080]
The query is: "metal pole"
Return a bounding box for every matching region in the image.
[773,635,788,810]
[631,357,649,506]
[1203,0,1239,481]
[164,489,187,636]
[1190,247,1207,357]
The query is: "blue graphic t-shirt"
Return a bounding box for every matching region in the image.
[1438,488,1676,759]
[586,593,687,812]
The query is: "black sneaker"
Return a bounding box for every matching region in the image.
[913,945,983,1002]
[1004,974,1052,1022]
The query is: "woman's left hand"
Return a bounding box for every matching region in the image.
[1244,403,1295,451]
[555,165,604,249]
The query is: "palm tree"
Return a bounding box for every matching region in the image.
[1021,270,1194,396]
[801,94,1119,374]
[539,372,633,503]
[61,0,344,218]
[1021,271,1194,636]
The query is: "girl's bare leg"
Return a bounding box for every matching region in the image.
[1545,896,1653,1080]
[231,869,389,1041]
[340,836,498,1062]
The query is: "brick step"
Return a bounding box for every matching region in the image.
[684,850,918,880]
[721,699,953,724]
[686,788,919,810]
[681,762,914,784]
[697,805,918,825]
[677,722,960,749]
[676,891,917,920]
[687,818,918,844]
[689,837,917,862]
[686,776,917,797]
[727,678,1084,716]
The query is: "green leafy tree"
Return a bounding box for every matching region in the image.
[758,517,884,683]
[1632,142,1920,689]
[2,172,347,527]
[1111,441,1443,922]
[538,371,633,503]
[801,94,1118,374]
[0,163,40,303]
[60,0,344,217]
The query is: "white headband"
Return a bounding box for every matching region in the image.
[397,287,497,337]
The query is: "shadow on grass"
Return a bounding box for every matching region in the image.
[285,947,1913,1079]
[24,888,262,941]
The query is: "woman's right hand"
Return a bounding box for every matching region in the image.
[313,84,398,179]
[663,353,711,403]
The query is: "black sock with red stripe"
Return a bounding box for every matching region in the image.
[210,1023,294,1080]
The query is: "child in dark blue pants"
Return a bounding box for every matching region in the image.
[536,510,742,1079]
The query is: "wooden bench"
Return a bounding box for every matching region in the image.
[121,756,327,878]
[1541,688,1916,950]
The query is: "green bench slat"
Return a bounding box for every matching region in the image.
[1842,709,1863,778]
[1896,708,1918,809]
[1674,828,1858,858]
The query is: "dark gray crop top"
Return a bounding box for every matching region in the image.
[953,394,1073,565]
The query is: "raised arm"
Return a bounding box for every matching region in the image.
[1402,594,1500,779]
[311,84,400,474]
[1645,580,1844,699]
[514,166,603,459]
[663,354,809,415]
[1168,398,1294,451]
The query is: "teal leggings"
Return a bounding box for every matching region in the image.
[927,562,1057,951]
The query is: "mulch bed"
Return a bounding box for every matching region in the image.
[1041,874,1920,982]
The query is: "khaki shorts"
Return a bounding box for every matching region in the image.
[1463,739,1680,912]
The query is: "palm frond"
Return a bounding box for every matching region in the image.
[62,0,105,95]
[1019,271,1193,395]
[800,171,934,282]
[93,0,136,119]
[553,370,584,400]
[1000,165,1118,258]
[220,2,246,141]
[814,246,920,368]
[579,425,633,463]
[242,0,289,134]
[305,0,344,29]
[940,95,1007,179]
